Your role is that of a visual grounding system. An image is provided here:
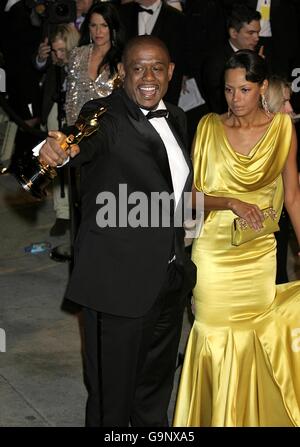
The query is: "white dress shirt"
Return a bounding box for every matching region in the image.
[141,100,189,207]
[256,0,272,37]
[228,40,240,53]
[138,0,162,35]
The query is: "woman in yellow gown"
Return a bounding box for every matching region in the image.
[173,50,300,427]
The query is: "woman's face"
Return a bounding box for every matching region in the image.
[224,67,265,116]
[281,87,294,115]
[89,13,111,49]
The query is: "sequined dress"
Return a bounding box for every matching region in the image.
[173,113,300,427]
[65,44,118,125]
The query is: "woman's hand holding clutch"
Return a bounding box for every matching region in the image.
[229,198,265,231]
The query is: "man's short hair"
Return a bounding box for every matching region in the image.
[122,35,171,65]
[227,3,261,32]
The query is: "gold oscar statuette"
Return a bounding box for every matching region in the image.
[15,106,107,199]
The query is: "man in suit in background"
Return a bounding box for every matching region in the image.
[38,35,196,427]
[223,0,300,79]
[202,3,261,113]
[75,0,93,30]
[0,0,43,167]
[118,0,186,105]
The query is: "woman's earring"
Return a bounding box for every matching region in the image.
[89,33,93,44]
[227,107,232,118]
[261,94,270,115]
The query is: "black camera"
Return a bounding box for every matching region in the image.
[26,0,77,24]
[47,0,77,24]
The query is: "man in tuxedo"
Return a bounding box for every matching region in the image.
[118,0,186,105]
[202,3,261,113]
[39,35,196,427]
[75,0,93,29]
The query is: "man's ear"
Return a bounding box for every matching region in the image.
[168,62,175,81]
[117,62,125,80]
[228,27,238,41]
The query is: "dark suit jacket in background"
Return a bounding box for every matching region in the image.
[202,40,234,113]
[0,0,42,119]
[66,88,195,318]
[40,64,67,126]
[184,0,227,92]
[118,2,186,105]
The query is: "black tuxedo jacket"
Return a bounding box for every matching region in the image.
[0,1,42,119]
[40,64,67,126]
[66,88,196,317]
[202,40,234,113]
[185,0,227,81]
[118,2,186,105]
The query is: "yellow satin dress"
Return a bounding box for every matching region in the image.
[173,113,300,427]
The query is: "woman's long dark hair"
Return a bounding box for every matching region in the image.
[224,49,268,85]
[79,2,124,77]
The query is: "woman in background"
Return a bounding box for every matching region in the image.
[266,75,294,116]
[65,2,124,125]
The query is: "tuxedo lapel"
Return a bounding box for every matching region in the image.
[120,90,191,195]
[120,91,173,191]
[129,113,173,190]
[127,4,139,36]
[167,110,192,193]
[133,7,139,35]
[166,113,190,169]
[151,3,165,36]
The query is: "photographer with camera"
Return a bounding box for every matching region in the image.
[35,23,80,236]
[32,1,91,237]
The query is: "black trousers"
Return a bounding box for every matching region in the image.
[82,262,187,427]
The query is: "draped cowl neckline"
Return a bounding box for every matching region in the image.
[193,112,293,195]
[216,113,278,158]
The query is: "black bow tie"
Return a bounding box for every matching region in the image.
[137,5,154,15]
[146,109,169,119]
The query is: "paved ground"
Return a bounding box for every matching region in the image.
[0,171,299,427]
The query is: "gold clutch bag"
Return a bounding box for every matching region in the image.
[231,207,279,246]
